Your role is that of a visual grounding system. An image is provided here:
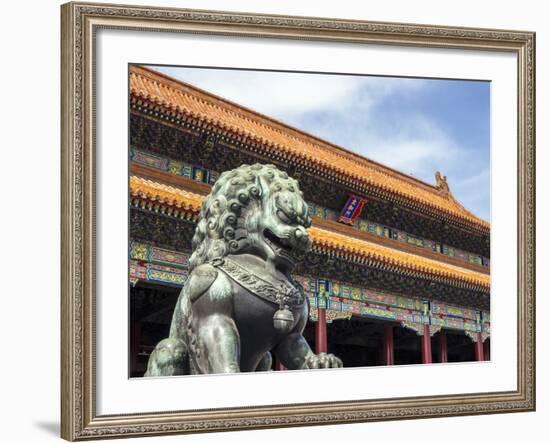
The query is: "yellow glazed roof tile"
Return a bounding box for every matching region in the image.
[130,176,203,211]
[129,176,490,290]
[308,226,489,289]
[130,65,490,232]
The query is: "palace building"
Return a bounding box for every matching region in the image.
[128,65,490,376]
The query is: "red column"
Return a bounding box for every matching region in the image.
[383,325,394,365]
[474,332,485,361]
[315,308,328,354]
[421,325,432,364]
[438,330,448,363]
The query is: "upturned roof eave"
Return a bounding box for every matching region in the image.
[129,176,490,291]
[129,65,490,234]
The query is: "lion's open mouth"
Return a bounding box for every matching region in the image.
[263,229,294,253]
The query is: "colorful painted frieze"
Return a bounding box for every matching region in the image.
[463,320,481,333]
[168,159,184,175]
[327,298,342,311]
[431,316,462,330]
[294,275,316,296]
[127,244,489,338]
[129,259,148,281]
[148,268,188,286]
[431,301,478,321]
[208,170,219,185]
[149,246,189,268]
[182,163,193,179]
[317,295,328,309]
[129,259,189,287]
[130,147,169,170]
[130,241,149,261]
[360,306,397,321]
[394,295,422,310]
[423,239,434,249]
[456,250,468,261]
[316,279,331,298]
[130,147,215,186]
[391,307,424,324]
[130,241,189,269]
[326,310,353,322]
[309,307,352,323]
[192,166,209,183]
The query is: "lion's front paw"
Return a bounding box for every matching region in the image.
[302,352,343,369]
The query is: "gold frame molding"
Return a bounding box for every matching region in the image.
[61,1,536,440]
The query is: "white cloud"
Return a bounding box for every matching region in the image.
[301,110,490,219]
[344,115,460,180]
[151,66,424,121]
[295,105,460,185]
[148,65,489,219]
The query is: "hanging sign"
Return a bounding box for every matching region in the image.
[338,194,367,225]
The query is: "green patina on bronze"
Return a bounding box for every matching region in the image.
[145,164,342,375]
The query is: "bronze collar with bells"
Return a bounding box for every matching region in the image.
[211,257,305,333]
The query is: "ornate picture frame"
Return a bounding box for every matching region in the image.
[61,1,535,440]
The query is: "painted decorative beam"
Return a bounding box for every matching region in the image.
[129,242,490,337]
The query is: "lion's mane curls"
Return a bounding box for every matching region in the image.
[188,163,304,270]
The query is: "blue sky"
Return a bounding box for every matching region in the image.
[150,66,490,221]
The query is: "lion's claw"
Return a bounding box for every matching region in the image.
[302,352,343,369]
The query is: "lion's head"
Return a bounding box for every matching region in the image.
[189,164,312,272]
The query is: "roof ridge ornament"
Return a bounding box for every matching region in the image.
[435,171,450,194]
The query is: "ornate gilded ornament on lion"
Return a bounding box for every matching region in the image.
[145,164,343,375]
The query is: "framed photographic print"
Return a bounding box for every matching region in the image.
[61,1,536,440]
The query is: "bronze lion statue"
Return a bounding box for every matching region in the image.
[145,163,342,375]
